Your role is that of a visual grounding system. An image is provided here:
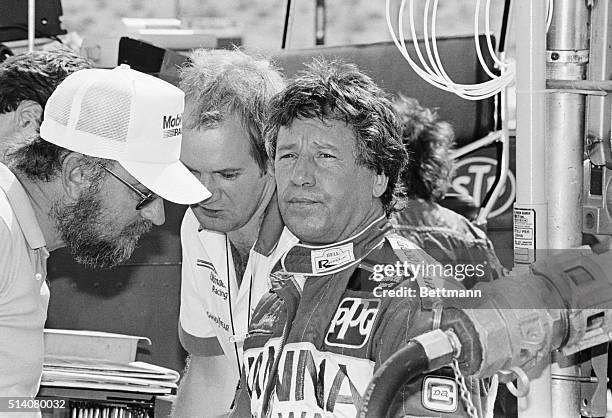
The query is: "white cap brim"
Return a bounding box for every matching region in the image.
[119,159,211,205]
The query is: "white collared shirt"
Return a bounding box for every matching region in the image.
[0,163,50,406]
[179,208,297,377]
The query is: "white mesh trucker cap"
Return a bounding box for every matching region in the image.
[39,64,211,205]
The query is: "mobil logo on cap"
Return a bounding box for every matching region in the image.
[162,113,182,139]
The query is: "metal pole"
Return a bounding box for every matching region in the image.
[517,357,551,418]
[281,0,292,49]
[546,0,589,250]
[585,0,612,168]
[315,0,326,45]
[514,1,550,416]
[513,0,548,265]
[546,0,590,416]
[27,0,35,52]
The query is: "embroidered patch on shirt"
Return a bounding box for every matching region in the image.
[422,376,458,413]
[310,243,355,274]
[325,297,379,348]
[196,258,217,273]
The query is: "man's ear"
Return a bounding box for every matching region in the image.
[372,172,389,198]
[61,153,93,200]
[15,100,43,133]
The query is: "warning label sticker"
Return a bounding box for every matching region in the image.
[514,208,536,264]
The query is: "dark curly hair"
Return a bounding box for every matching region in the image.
[393,95,455,201]
[0,47,92,114]
[265,58,407,214]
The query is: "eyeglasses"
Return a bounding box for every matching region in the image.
[101,165,159,210]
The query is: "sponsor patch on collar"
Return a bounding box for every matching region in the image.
[310,243,355,274]
[325,297,379,348]
[422,376,458,413]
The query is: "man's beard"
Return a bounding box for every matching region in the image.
[51,188,152,269]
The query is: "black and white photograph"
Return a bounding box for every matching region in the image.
[0,0,611,417]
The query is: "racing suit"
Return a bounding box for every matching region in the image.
[235,215,490,417]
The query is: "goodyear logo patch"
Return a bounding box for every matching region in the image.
[325,297,379,348]
[310,243,355,274]
[422,376,458,413]
[162,113,182,138]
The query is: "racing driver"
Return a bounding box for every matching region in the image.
[231,59,491,417]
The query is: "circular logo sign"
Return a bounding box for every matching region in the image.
[450,156,516,219]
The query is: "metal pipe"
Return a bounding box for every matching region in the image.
[545,0,591,417]
[585,0,612,167]
[27,0,35,52]
[546,0,589,50]
[498,0,513,54]
[551,357,582,418]
[545,0,589,251]
[281,0,292,49]
[546,55,587,250]
[315,0,326,46]
[514,0,548,264]
[546,0,589,250]
[514,0,550,416]
[547,79,612,93]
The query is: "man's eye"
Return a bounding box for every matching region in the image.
[278,153,296,160]
[220,172,239,180]
[319,152,336,159]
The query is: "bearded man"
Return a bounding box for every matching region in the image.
[0,64,209,405]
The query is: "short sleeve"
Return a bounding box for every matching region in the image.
[0,214,16,296]
[179,210,220,355]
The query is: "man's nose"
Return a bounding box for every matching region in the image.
[290,155,316,187]
[196,172,221,202]
[140,197,165,225]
